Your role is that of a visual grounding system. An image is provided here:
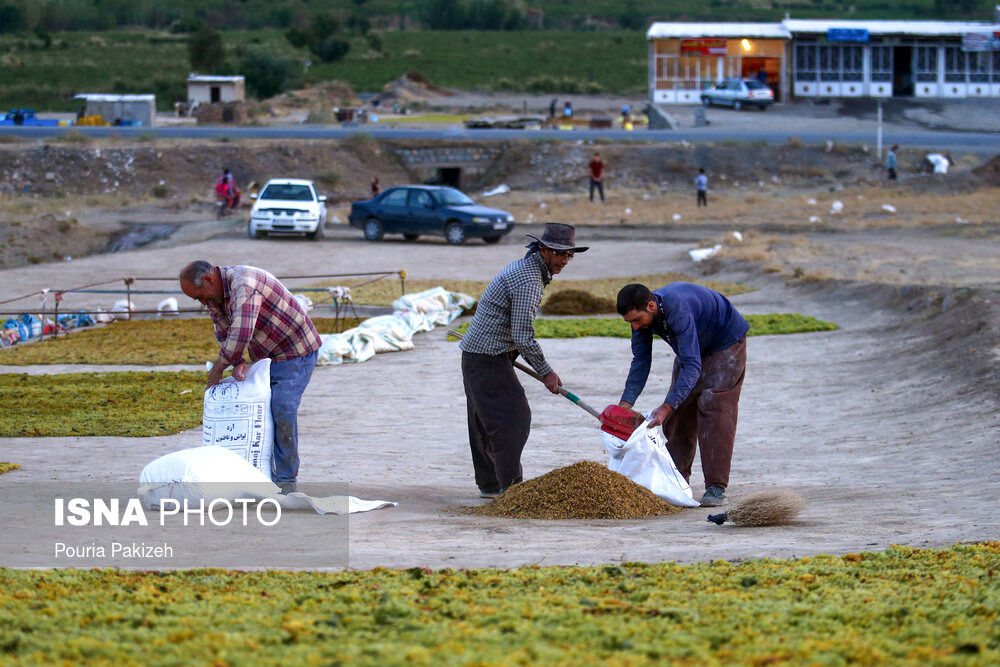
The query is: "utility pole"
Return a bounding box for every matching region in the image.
[876,100,883,159]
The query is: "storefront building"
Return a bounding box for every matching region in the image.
[647,23,791,104]
[648,18,1000,102]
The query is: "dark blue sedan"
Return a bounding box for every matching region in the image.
[348,185,515,245]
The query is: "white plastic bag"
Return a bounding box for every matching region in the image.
[202,359,274,479]
[138,446,397,515]
[602,419,699,507]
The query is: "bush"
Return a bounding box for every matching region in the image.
[316,169,340,186]
[239,48,301,99]
[346,13,371,35]
[151,184,169,198]
[317,38,350,63]
[304,108,335,124]
[618,1,646,30]
[188,24,224,72]
[421,0,527,30]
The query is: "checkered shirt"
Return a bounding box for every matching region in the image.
[206,265,320,366]
[459,251,553,377]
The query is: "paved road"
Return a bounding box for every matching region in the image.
[3,124,999,152]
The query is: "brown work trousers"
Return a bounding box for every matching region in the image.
[664,337,746,489]
[461,350,531,492]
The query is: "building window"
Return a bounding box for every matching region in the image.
[842,45,863,82]
[819,45,842,81]
[915,46,938,83]
[795,44,817,81]
[944,46,966,83]
[871,46,893,82]
[656,56,677,90]
[968,51,990,83]
[994,50,1000,82]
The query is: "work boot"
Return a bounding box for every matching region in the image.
[277,481,297,495]
[700,485,727,507]
[479,488,503,499]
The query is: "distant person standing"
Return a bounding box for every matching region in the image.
[549,98,558,119]
[756,69,768,86]
[589,152,605,203]
[886,145,899,180]
[563,100,573,117]
[695,168,708,207]
[370,176,381,197]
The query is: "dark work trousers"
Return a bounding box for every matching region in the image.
[462,350,531,491]
[589,178,605,202]
[697,190,707,207]
[663,337,746,489]
[887,168,897,180]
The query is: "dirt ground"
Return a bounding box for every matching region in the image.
[1,134,997,271]
[1,220,998,569]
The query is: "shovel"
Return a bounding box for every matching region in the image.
[448,329,643,439]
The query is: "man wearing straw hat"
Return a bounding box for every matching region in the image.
[459,223,589,498]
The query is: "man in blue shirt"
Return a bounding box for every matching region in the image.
[616,283,749,507]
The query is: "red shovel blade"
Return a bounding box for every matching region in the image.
[599,404,644,440]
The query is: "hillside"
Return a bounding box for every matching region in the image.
[0,0,990,33]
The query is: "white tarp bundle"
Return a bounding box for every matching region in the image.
[138,446,397,514]
[202,359,274,478]
[927,153,949,174]
[602,420,700,507]
[393,286,476,327]
[316,287,474,365]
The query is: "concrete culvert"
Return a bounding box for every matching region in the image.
[470,461,682,520]
[542,289,615,315]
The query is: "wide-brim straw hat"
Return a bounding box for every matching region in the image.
[526,222,589,252]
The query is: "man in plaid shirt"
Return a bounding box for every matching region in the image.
[179,261,320,494]
[460,223,589,497]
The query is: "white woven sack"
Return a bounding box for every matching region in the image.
[202,359,274,479]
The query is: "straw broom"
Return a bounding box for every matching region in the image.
[706,489,805,527]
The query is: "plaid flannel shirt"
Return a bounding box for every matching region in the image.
[206,265,321,366]
[459,251,553,377]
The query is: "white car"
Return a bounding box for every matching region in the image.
[248,179,328,240]
[701,78,775,111]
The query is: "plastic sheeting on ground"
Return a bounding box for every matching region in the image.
[138,446,397,515]
[316,287,475,365]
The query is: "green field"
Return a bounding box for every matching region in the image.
[0,0,981,32]
[452,313,838,339]
[0,317,362,366]
[0,371,205,437]
[0,543,996,663]
[0,29,650,110]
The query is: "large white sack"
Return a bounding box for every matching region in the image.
[203,359,274,479]
[927,153,949,174]
[138,446,397,515]
[395,310,436,334]
[354,314,415,352]
[603,420,700,507]
[316,330,377,364]
[392,286,475,326]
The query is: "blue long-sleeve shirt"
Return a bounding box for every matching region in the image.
[621,283,749,409]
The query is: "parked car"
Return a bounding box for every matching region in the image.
[247,179,327,240]
[349,185,515,245]
[700,79,774,111]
